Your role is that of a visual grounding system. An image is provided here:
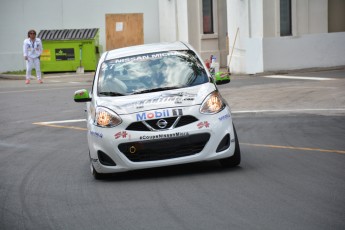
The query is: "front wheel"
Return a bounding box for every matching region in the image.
[89,151,106,180]
[219,124,241,168]
[90,162,106,180]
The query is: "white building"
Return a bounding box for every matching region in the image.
[1,0,344,74]
[159,0,345,74]
[232,0,345,74]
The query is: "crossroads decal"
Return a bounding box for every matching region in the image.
[197,121,210,129]
[114,131,130,139]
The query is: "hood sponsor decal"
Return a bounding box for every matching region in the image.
[136,109,183,121]
[218,113,231,121]
[121,92,197,109]
[139,132,189,140]
[197,121,210,129]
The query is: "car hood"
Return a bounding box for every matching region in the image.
[95,83,217,114]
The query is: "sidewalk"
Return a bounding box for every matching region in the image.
[1,68,344,116]
[1,66,344,80]
[0,72,95,80]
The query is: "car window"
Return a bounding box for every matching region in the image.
[97,50,209,96]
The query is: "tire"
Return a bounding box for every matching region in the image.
[219,123,241,168]
[90,162,106,180]
[89,151,106,180]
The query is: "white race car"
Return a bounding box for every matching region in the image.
[74,41,240,179]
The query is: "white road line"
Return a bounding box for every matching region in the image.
[44,74,89,79]
[264,75,336,81]
[35,119,86,124]
[35,108,345,125]
[0,86,83,94]
[232,108,345,113]
[31,120,345,155]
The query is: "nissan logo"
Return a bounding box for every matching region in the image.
[156,119,168,129]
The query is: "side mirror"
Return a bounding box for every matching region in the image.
[74,89,91,102]
[215,72,231,85]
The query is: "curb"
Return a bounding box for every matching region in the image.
[1,66,343,80]
[0,72,95,80]
[229,65,345,77]
[0,74,26,80]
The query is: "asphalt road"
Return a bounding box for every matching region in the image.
[0,69,344,230]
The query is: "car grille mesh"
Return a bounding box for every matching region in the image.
[118,133,210,162]
[126,115,198,131]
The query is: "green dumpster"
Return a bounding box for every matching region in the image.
[38,28,100,72]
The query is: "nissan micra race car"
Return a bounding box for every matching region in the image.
[74,41,240,179]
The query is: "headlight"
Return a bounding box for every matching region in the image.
[200,91,225,114]
[94,107,122,127]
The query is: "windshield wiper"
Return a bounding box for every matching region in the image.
[132,86,180,94]
[99,92,125,96]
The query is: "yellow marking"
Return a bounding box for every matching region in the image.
[241,143,345,155]
[32,121,345,155]
[33,122,87,131]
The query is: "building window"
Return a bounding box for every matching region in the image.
[280,0,292,36]
[203,0,214,34]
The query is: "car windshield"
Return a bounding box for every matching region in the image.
[97,50,209,96]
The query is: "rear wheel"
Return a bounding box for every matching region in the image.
[219,124,241,167]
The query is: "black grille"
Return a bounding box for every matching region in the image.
[175,116,198,128]
[126,122,148,131]
[118,133,210,162]
[126,115,198,131]
[146,117,177,130]
[97,151,116,166]
[216,134,230,152]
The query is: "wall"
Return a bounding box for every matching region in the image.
[263,32,345,71]
[188,0,201,51]
[227,0,249,73]
[0,0,160,72]
[194,0,223,66]
[159,0,178,42]
[158,0,190,45]
[328,0,345,32]
[216,0,228,67]
[159,0,227,67]
[262,0,276,37]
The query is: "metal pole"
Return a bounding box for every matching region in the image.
[228,27,239,73]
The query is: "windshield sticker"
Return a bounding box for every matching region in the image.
[139,132,189,140]
[111,51,181,64]
[136,109,183,121]
[197,121,210,129]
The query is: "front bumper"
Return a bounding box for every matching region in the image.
[88,107,236,173]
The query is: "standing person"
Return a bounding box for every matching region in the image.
[23,29,43,84]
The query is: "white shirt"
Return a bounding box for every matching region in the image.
[23,38,43,59]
